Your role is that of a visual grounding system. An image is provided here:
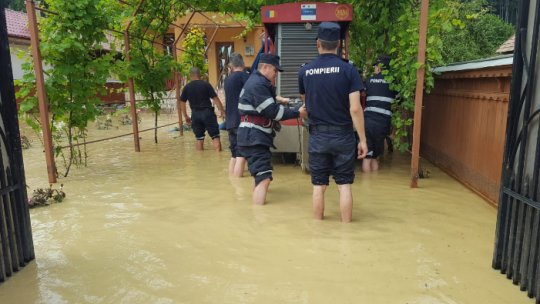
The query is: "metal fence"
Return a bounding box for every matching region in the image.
[0,2,35,283]
[492,0,540,301]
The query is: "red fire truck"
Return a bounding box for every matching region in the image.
[260,2,354,170]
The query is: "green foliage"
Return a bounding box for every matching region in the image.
[17,0,114,177]
[179,27,207,78]
[441,0,515,64]
[7,0,25,12]
[350,0,461,152]
[116,0,184,143]
[189,0,293,20]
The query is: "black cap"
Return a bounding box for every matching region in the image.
[259,53,284,72]
[317,22,340,41]
[374,55,391,69]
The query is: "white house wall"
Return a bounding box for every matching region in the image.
[9,43,29,80]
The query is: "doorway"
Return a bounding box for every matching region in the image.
[216,42,234,89]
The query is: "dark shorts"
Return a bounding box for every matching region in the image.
[308,130,356,185]
[365,115,390,159]
[238,145,273,185]
[191,108,220,140]
[227,128,243,158]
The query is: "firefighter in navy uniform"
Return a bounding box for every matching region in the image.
[237,53,307,205]
[298,22,368,223]
[362,55,397,172]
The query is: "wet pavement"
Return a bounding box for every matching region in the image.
[0,114,533,303]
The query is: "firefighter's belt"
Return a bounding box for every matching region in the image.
[241,115,272,128]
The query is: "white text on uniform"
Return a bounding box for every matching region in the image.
[305,67,340,76]
[369,78,387,84]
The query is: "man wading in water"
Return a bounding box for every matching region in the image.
[180,67,225,151]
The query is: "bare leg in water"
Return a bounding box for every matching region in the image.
[253,178,271,205]
[212,137,222,152]
[313,184,353,222]
[362,158,379,172]
[196,140,204,151]
[337,184,353,223]
[313,185,328,220]
[229,158,236,175]
[232,157,246,177]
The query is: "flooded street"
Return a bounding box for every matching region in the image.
[0,114,532,304]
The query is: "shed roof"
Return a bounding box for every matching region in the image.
[432,54,513,73]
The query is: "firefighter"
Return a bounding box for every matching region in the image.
[362,55,397,172]
[237,53,307,205]
[298,22,368,222]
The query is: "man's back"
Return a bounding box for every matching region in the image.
[224,71,249,129]
[180,80,217,109]
[299,54,363,126]
[364,73,396,120]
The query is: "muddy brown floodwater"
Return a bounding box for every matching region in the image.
[0,114,533,303]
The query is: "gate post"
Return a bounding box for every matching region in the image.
[410,0,429,188]
[26,0,57,183]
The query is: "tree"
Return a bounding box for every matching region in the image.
[17,0,115,177]
[179,27,207,78]
[349,0,462,151]
[117,0,184,144]
[7,0,25,12]
[441,0,515,64]
[487,0,519,25]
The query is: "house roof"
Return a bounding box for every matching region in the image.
[5,8,30,40]
[496,34,515,54]
[5,8,119,51]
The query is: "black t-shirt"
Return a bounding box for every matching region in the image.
[298,54,364,126]
[224,71,249,129]
[180,80,217,109]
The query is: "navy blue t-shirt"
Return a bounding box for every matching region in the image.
[298,54,364,126]
[224,71,249,129]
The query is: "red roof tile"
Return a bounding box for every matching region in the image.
[5,8,30,40]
